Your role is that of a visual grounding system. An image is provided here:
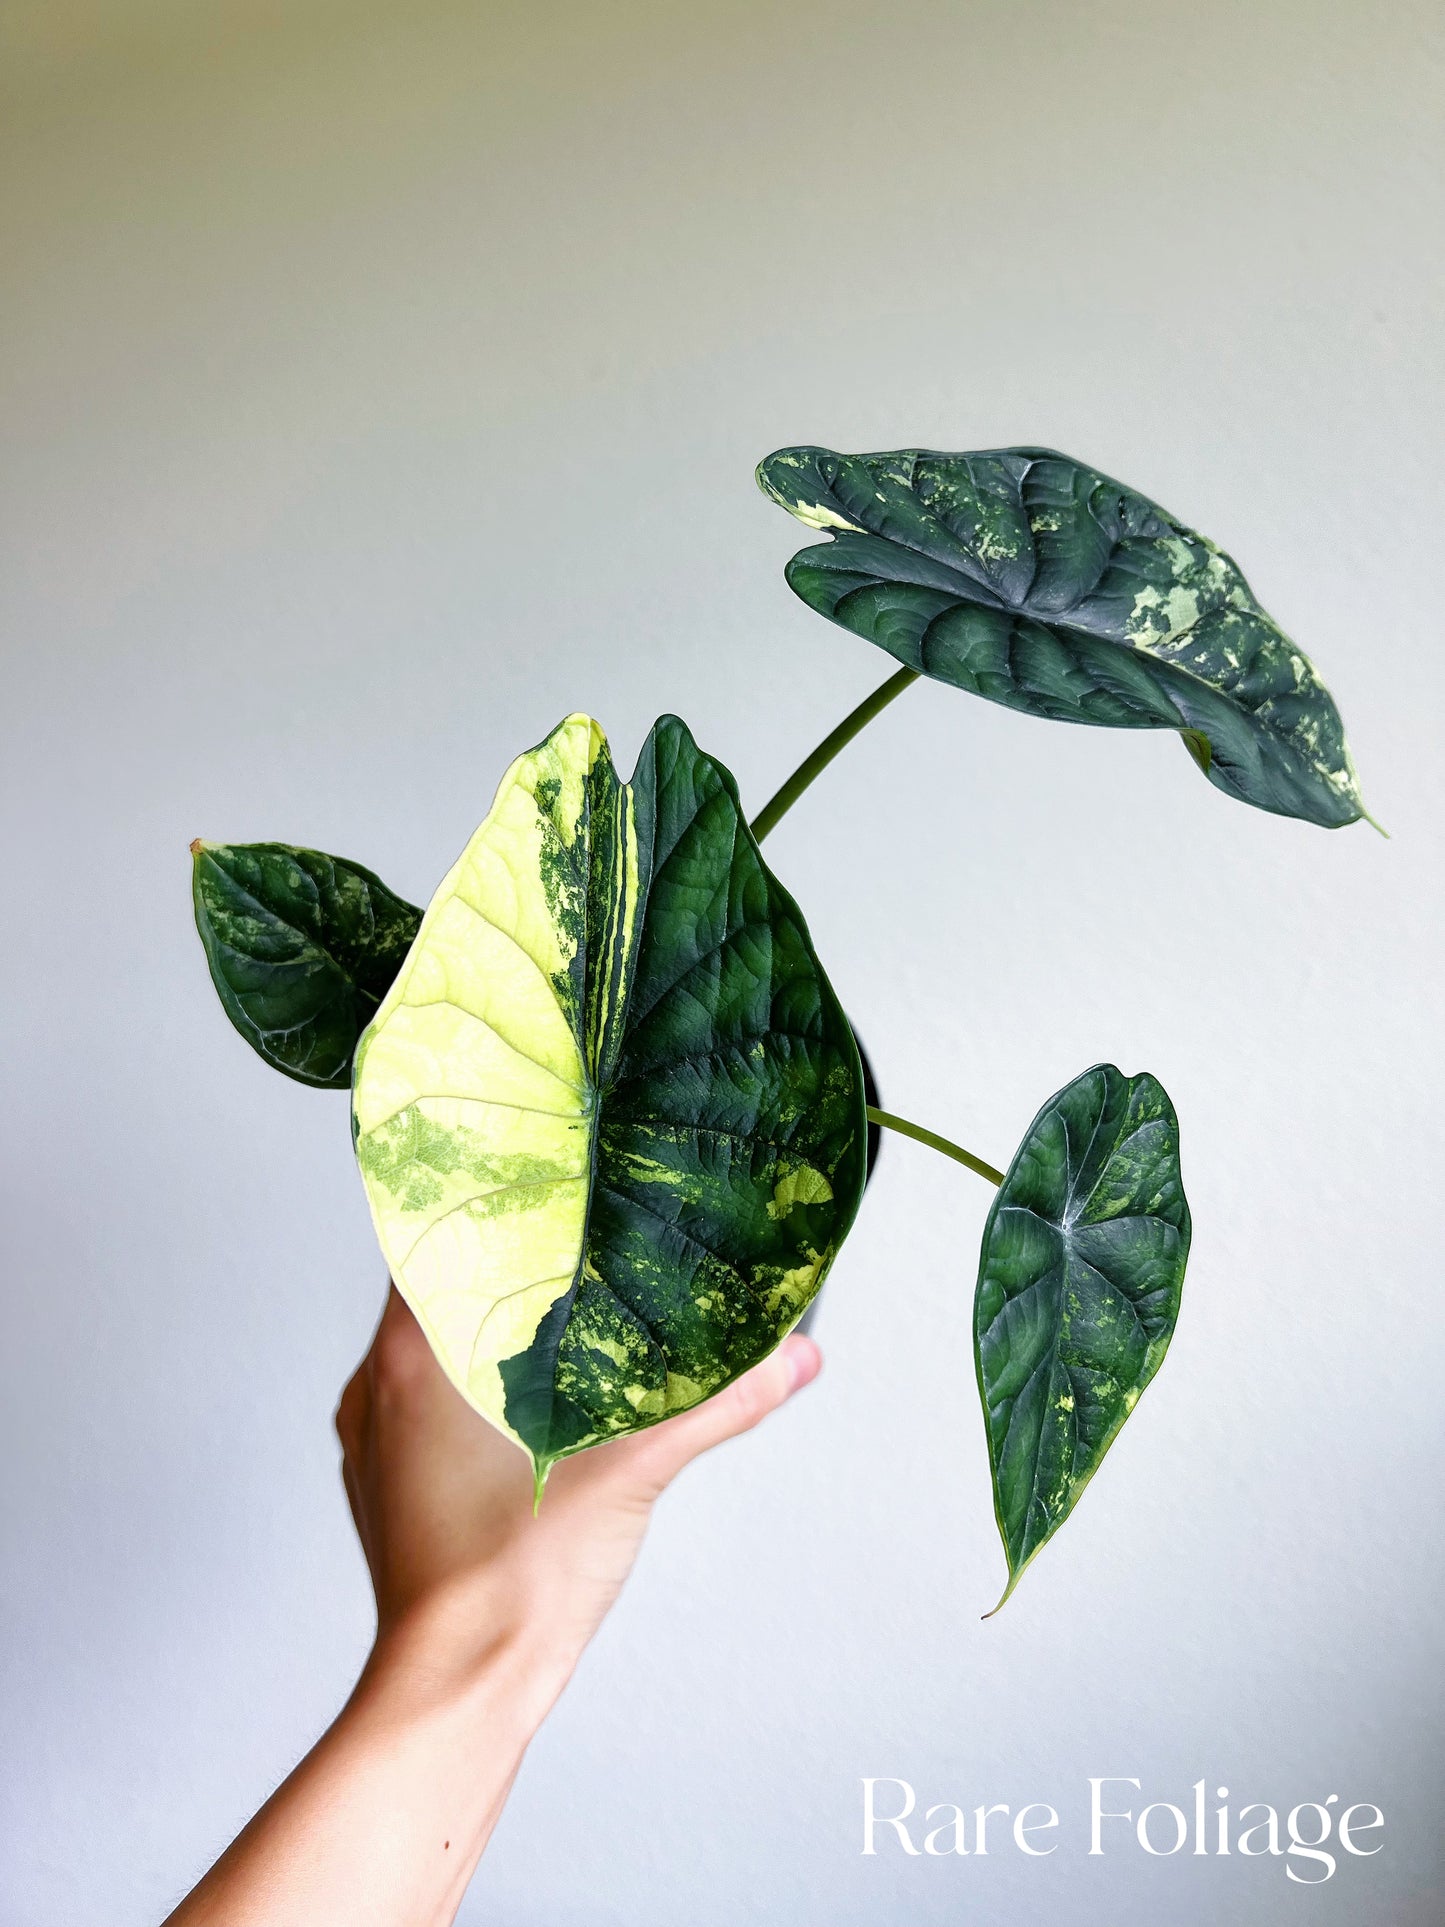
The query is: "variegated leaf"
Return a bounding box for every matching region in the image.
[191,841,421,1089]
[759,444,1365,828]
[353,713,867,1488]
[975,1063,1190,1610]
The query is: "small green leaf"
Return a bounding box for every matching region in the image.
[759,444,1365,829]
[192,841,421,1089]
[974,1063,1190,1611]
[353,713,867,1486]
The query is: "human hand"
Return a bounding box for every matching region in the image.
[166,1289,820,1927]
[335,1285,823,1717]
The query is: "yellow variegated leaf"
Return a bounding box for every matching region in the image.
[353,714,866,1487]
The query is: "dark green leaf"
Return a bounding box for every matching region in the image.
[759,444,1366,828]
[353,713,868,1486]
[974,1063,1190,1610]
[192,841,422,1089]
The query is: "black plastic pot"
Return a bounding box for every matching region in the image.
[858,1028,882,1189]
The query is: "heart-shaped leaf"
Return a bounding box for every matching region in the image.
[974,1063,1190,1610]
[759,445,1365,829]
[192,842,421,1089]
[352,713,867,1488]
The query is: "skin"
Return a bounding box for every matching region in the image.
[163,1285,822,1927]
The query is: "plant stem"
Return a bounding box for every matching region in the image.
[750,666,920,843]
[866,1104,1005,1188]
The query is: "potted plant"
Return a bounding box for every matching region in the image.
[192,444,1369,1611]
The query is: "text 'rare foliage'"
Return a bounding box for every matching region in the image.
[352,714,868,1487]
[759,444,1364,829]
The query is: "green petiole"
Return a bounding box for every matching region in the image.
[750,666,919,843]
[865,1103,1004,1188]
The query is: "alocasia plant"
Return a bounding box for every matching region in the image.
[190,442,1366,1610]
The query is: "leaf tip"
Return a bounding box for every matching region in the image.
[189,837,206,857]
[1180,728,1212,776]
[1360,807,1390,840]
[981,1569,1022,1620]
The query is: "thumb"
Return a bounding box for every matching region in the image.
[623,1332,823,1494]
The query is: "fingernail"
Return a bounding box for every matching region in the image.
[783,1332,822,1394]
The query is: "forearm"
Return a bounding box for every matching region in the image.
[161,1298,813,1924]
[164,1610,575,1927]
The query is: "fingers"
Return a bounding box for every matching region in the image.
[620,1333,822,1494]
[339,1449,368,1547]
[334,1365,369,1462]
[335,1284,431,1452]
[368,1286,440,1407]
[334,1279,400,1457]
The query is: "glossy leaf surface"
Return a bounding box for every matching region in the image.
[975,1063,1190,1609]
[192,842,421,1089]
[759,444,1364,827]
[353,713,866,1485]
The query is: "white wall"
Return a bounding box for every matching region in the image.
[3,3,1441,1921]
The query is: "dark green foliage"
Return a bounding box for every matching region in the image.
[497,717,870,1471]
[759,444,1365,828]
[975,1064,1190,1607]
[192,841,420,1088]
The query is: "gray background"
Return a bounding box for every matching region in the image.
[3,2,1442,1921]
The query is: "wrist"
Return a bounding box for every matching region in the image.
[360,1578,584,1735]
